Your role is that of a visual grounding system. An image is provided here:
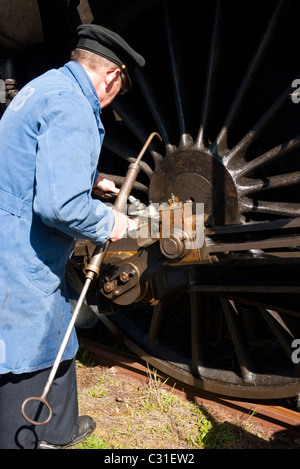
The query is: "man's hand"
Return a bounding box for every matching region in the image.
[109,210,129,243]
[93,176,119,199]
[93,176,130,242]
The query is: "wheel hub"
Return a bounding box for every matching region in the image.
[149,148,238,224]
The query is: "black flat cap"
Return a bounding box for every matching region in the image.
[76,24,145,91]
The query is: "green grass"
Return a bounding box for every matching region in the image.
[75,435,113,449]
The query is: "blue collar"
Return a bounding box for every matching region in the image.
[62,61,102,118]
[70,60,98,100]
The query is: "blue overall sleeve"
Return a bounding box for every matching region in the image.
[33,92,115,244]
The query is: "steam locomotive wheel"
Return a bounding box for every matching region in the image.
[99,292,300,399]
[83,0,300,399]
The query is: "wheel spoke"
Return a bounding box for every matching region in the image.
[225,84,293,168]
[259,307,300,375]
[163,1,193,148]
[236,137,300,178]
[190,292,206,376]
[98,173,148,194]
[221,299,255,383]
[110,99,163,164]
[106,103,163,172]
[215,0,289,153]
[241,198,300,217]
[239,171,300,195]
[104,131,153,179]
[196,0,224,150]
[134,66,174,150]
[146,300,168,347]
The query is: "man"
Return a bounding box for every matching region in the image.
[0,24,145,449]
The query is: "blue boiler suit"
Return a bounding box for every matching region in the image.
[0,61,115,375]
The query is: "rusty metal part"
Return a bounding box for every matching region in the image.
[159,197,193,260]
[21,395,52,427]
[99,243,163,305]
[5,78,18,104]
[160,228,187,259]
[103,264,138,298]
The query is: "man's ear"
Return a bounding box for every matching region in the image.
[105,69,120,88]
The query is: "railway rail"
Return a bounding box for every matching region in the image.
[78,334,300,442]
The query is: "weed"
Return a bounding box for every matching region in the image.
[76,345,95,367]
[75,435,112,449]
[86,385,106,398]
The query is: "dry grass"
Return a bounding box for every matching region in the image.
[74,351,299,450]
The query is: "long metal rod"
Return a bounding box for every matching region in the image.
[44,278,92,398]
[21,277,93,426]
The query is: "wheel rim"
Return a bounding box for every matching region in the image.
[85,0,300,399]
[97,291,300,399]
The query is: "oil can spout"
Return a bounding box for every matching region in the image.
[113,132,162,213]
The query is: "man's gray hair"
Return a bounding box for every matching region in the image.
[71,48,119,72]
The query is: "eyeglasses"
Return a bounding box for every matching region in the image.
[107,70,129,95]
